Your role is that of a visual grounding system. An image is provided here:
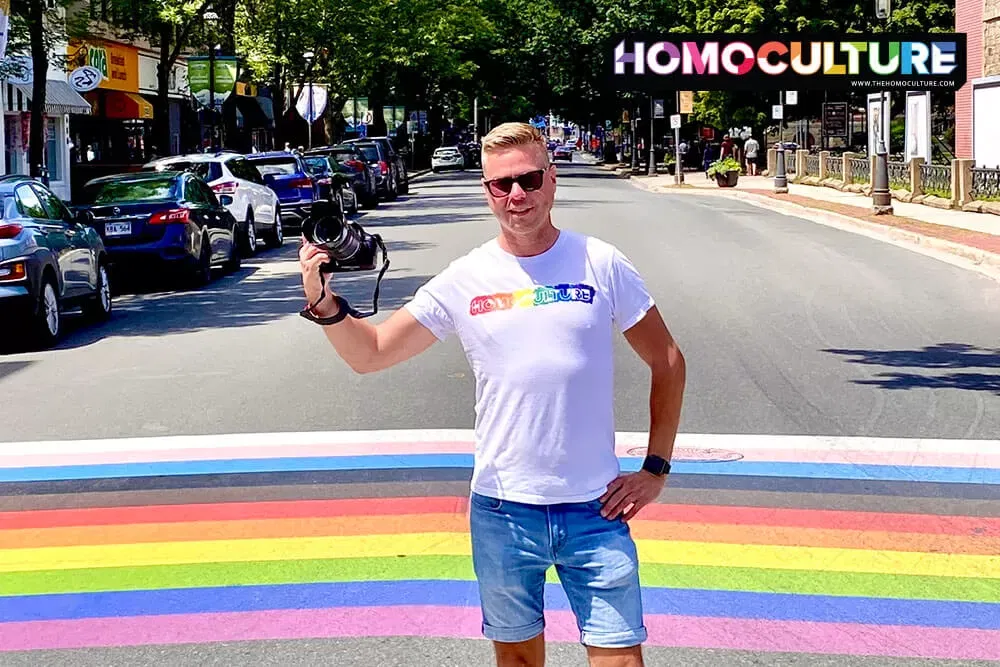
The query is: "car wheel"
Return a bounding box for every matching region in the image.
[264,206,283,248]
[191,236,212,287]
[225,225,242,273]
[243,209,258,256]
[82,262,112,321]
[32,275,61,348]
[387,173,398,200]
[400,170,409,194]
[348,188,359,213]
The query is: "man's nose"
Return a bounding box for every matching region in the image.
[508,181,528,200]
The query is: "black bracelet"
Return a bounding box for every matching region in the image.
[299,294,361,325]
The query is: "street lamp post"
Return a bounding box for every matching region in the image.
[203,11,219,151]
[773,91,788,193]
[872,0,893,214]
[303,50,315,149]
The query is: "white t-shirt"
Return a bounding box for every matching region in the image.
[404,229,654,504]
[744,139,759,158]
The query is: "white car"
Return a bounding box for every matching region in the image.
[431,146,465,172]
[144,153,283,254]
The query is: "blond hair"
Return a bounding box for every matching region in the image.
[481,122,549,163]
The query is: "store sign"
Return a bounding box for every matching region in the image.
[69,66,102,92]
[609,33,967,91]
[68,39,139,93]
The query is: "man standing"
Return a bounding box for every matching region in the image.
[299,122,686,667]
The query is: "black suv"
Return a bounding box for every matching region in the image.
[343,136,409,198]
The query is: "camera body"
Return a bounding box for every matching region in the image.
[301,197,377,272]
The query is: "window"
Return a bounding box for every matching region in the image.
[80,178,179,205]
[248,158,299,177]
[44,118,60,182]
[227,158,263,184]
[185,178,219,206]
[31,185,71,222]
[15,186,47,219]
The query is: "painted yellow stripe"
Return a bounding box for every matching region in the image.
[1,534,997,578]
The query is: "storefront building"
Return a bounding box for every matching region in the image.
[1,54,91,201]
[138,52,197,156]
[956,0,1000,167]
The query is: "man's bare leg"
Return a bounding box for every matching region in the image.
[493,634,545,667]
[586,645,644,667]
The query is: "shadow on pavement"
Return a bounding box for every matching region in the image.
[825,343,1000,395]
[41,241,433,350]
[0,360,34,380]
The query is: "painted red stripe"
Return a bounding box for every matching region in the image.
[0,497,469,530]
[2,498,997,537]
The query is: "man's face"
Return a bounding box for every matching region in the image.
[481,144,556,237]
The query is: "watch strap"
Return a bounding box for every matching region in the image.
[642,454,671,476]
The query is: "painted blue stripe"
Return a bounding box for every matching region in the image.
[3,581,998,629]
[2,454,997,485]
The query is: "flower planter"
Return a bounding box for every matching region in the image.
[715,170,739,188]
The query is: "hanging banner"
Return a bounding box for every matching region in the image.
[296,84,327,122]
[679,90,694,114]
[187,56,237,109]
[341,97,369,128]
[904,90,931,162]
[0,0,10,63]
[609,33,966,91]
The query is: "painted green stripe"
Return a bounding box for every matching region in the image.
[1,557,995,603]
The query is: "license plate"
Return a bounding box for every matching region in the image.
[105,222,131,237]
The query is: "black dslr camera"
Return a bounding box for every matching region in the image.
[300,197,389,318]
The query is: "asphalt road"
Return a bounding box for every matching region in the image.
[2,158,999,667]
[2,160,999,442]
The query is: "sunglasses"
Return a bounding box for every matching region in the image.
[483,167,549,197]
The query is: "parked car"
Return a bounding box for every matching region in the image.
[431,146,465,172]
[245,151,319,230]
[553,144,574,161]
[302,154,358,214]
[0,176,112,347]
[342,136,408,198]
[340,141,394,200]
[73,171,242,287]
[143,152,283,253]
[305,145,379,209]
[458,142,482,168]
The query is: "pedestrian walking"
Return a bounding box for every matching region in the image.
[744,135,760,176]
[299,121,687,667]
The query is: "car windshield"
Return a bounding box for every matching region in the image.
[249,158,299,177]
[79,178,179,205]
[303,157,330,174]
[153,161,213,180]
[329,150,356,162]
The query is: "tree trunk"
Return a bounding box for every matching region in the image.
[154,24,173,157]
[28,0,46,178]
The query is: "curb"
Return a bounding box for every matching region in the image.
[630,177,1000,284]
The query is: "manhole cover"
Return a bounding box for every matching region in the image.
[625,446,743,463]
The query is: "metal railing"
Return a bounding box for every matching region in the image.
[920,163,952,198]
[806,155,820,175]
[887,162,910,190]
[971,167,1000,201]
[824,156,842,179]
[849,158,870,185]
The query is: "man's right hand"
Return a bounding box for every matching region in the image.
[299,241,337,315]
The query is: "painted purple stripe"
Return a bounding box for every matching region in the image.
[1,607,999,659]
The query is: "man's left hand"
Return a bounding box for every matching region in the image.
[599,471,666,522]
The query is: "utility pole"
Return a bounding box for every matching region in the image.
[474,96,479,143]
[674,90,682,185]
[648,96,656,176]
[872,0,893,213]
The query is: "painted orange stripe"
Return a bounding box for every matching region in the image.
[5,515,998,555]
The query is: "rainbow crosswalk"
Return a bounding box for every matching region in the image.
[0,430,998,660]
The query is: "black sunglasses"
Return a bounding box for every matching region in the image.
[483,167,549,197]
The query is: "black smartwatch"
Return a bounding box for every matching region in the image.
[641,454,672,477]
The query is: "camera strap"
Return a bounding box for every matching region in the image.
[301,233,390,324]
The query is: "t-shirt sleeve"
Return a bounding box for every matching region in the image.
[404,271,457,341]
[609,248,655,332]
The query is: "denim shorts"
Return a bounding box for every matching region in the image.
[469,492,647,648]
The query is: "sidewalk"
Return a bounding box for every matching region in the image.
[609,166,1000,280]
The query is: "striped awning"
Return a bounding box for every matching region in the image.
[6,80,92,115]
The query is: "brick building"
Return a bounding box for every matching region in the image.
[956,0,1000,167]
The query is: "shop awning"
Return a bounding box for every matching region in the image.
[7,80,91,115]
[255,96,274,124]
[103,91,154,119]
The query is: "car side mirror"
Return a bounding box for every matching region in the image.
[219,195,234,206]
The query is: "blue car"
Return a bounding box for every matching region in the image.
[245,151,319,229]
[74,171,242,286]
[0,176,112,347]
